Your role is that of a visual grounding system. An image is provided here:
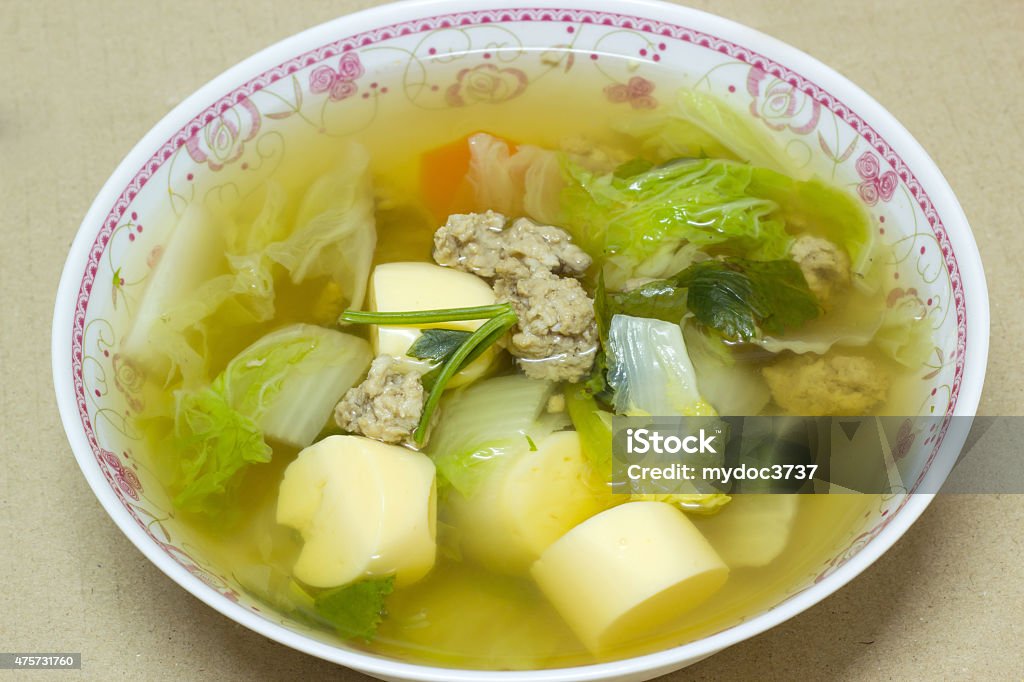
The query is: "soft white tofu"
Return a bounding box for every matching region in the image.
[276,435,437,588]
[370,262,498,387]
[531,502,729,653]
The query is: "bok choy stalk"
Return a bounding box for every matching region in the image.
[173,324,372,514]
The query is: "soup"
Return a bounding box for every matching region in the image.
[128,69,928,669]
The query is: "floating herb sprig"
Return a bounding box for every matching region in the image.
[339,303,518,445]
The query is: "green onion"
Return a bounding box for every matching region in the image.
[338,302,519,445]
[413,308,517,444]
[339,304,512,326]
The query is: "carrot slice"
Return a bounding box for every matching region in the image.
[419,131,515,222]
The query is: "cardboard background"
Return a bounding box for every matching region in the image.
[2,0,1021,678]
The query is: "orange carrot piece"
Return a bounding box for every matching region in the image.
[419,131,516,222]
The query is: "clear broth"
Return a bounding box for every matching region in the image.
[138,70,906,669]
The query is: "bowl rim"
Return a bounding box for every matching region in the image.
[52,0,989,679]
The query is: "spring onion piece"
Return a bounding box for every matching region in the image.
[339,303,519,445]
[339,304,511,326]
[414,309,518,444]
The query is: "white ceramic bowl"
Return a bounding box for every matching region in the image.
[52,1,988,680]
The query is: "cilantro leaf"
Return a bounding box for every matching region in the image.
[604,280,689,328]
[673,258,820,341]
[406,328,472,363]
[592,257,818,347]
[313,576,395,641]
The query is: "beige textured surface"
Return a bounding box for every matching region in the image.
[1,0,1021,679]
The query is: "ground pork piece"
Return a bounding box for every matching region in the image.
[790,235,851,306]
[762,352,889,416]
[334,356,425,445]
[493,272,598,382]
[433,211,591,279]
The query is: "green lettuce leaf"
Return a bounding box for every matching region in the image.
[560,157,792,289]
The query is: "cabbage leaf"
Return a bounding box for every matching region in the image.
[125,143,376,388]
[606,314,715,417]
[616,89,806,178]
[427,375,554,497]
[172,324,371,515]
[465,133,563,224]
[756,291,933,368]
[559,157,793,289]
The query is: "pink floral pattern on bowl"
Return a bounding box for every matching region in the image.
[746,66,821,134]
[605,76,658,109]
[309,52,365,101]
[56,4,979,673]
[184,97,261,171]
[446,63,528,106]
[856,150,899,205]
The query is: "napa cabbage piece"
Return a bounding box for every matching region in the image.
[218,324,373,447]
[264,141,376,306]
[606,314,715,418]
[564,383,613,476]
[123,142,376,387]
[172,324,372,514]
[427,375,556,497]
[465,133,563,225]
[604,315,731,511]
[617,89,807,178]
[682,322,771,417]
[746,166,876,283]
[755,291,933,368]
[560,158,792,289]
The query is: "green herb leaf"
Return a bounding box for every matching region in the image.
[406,328,472,363]
[605,280,689,328]
[674,257,820,341]
[313,576,395,641]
